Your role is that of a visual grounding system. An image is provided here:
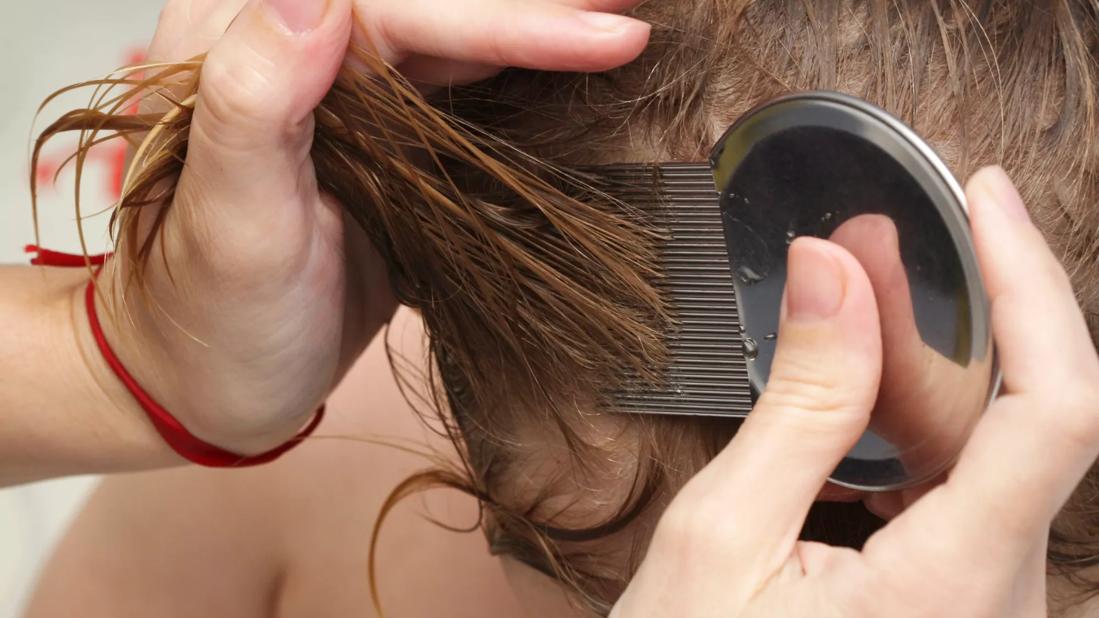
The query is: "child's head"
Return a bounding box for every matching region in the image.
[42,0,1099,613]
[401,1,1099,611]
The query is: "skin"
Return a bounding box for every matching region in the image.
[24,311,540,618]
[10,1,1099,616]
[24,226,1099,616]
[613,170,1099,617]
[0,0,651,486]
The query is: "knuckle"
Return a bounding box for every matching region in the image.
[170,183,309,282]
[481,27,513,68]
[763,355,870,419]
[198,49,280,135]
[157,0,187,30]
[367,12,402,63]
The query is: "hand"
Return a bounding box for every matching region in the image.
[95,0,651,455]
[612,167,1099,617]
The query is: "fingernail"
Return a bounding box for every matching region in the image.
[786,239,846,321]
[972,165,1030,223]
[577,11,647,34]
[265,0,328,33]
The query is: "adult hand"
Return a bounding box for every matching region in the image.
[94,0,651,455]
[612,167,1099,617]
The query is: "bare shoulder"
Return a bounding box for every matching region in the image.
[25,310,524,618]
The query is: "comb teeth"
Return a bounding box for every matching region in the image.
[599,163,754,418]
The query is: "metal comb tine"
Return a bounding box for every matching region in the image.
[663,330,741,341]
[660,257,730,266]
[663,297,738,305]
[663,344,743,355]
[663,350,743,360]
[620,370,750,382]
[659,375,751,385]
[615,408,751,419]
[674,309,741,319]
[617,396,753,408]
[661,363,744,373]
[660,241,728,249]
[674,323,742,332]
[658,280,740,288]
[615,402,753,411]
[663,265,732,273]
[659,253,729,260]
[628,382,756,395]
[674,316,741,324]
[667,331,743,342]
[660,296,737,306]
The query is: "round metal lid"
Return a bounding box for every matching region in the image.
[710,91,1000,491]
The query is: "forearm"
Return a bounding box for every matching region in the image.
[0,248,393,487]
[0,265,178,487]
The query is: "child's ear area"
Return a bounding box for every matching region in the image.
[499,555,601,618]
[491,409,644,526]
[481,408,678,599]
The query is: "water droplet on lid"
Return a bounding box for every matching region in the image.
[737,324,746,335]
[821,211,835,222]
[764,332,777,341]
[785,230,796,245]
[735,265,764,285]
[742,336,759,360]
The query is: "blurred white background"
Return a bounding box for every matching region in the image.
[1,1,162,616]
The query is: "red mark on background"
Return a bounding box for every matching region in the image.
[35,46,148,204]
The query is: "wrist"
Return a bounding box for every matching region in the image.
[48,268,179,473]
[88,262,322,456]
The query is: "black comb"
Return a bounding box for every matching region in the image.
[596,163,755,418]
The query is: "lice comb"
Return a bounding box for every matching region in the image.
[595,163,754,418]
[593,92,999,492]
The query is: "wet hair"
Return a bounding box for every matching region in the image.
[34,0,1099,614]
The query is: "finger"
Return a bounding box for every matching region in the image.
[178,0,352,247]
[649,238,881,606]
[142,0,251,123]
[831,214,973,477]
[551,0,644,10]
[355,0,651,72]
[969,166,1098,398]
[394,56,502,88]
[937,167,1099,558]
[392,0,648,87]
[148,0,249,62]
[829,215,920,366]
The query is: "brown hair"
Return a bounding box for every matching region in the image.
[33,0,1099,614]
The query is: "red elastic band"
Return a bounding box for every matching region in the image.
[26,244,108,267]
[28,245,323,467]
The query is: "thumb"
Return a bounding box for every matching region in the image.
[740,238,881,525]
[179,0,352,231]
[659,239,881,584]
[619,239,882,615]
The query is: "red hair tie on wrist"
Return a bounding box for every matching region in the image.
[27,245,324,467]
